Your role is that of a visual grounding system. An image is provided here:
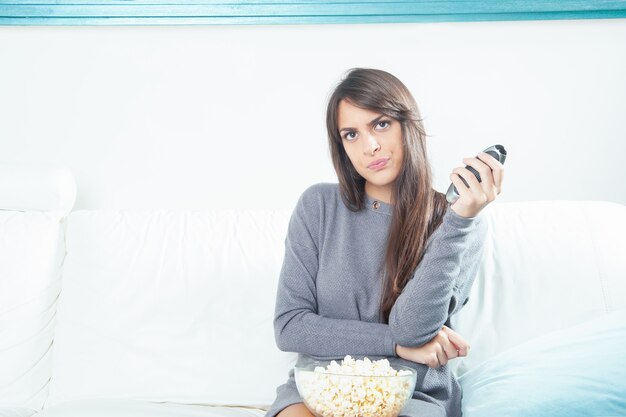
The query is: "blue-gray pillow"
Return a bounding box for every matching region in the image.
[459,309,626,417]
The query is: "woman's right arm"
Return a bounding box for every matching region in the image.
[273,186,397,360]
[274,236,397,360]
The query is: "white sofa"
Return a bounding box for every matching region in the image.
[1,164,625,417]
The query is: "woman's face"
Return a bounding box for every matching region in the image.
[337,99,404,203]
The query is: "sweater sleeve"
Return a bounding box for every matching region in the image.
[388,204,487,348]
[446,225,487,322]
[273,187,397,360]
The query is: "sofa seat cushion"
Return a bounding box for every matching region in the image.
[37,399,266,417]
[0,406,38,417]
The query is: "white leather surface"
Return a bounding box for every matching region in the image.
[0,211,66,412]
[450,200,626,377]
[47,210,298,409]
[37,398,266,417]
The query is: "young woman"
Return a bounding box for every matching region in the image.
[265,68,504,417]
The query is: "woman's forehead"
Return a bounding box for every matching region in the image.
[337,99,383,128]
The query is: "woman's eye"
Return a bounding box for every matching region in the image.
[343,121,389,141]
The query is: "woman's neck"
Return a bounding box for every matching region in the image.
[365,183,393,204]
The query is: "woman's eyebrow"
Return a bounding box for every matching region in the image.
[339,114,386,133]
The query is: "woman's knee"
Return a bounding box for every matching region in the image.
[276,402,315,417]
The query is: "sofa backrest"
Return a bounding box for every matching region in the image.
[0,163,76,412]
[45,209,298,409]
[449,200,626,377]
[37,199,626,408]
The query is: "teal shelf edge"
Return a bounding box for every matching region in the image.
[2,1,626,25]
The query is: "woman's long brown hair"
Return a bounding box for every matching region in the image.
[325,68,449,324]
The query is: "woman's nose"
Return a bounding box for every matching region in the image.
[364,134,380,155]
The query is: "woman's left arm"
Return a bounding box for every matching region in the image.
[446,225,487,320]
[389,152,503,348]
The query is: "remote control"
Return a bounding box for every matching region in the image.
[446,144,507,204]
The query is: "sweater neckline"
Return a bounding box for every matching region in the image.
[364,193,393,216]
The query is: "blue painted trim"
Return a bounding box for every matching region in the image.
[2,1,626,25]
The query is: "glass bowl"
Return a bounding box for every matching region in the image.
[294,360,417,417]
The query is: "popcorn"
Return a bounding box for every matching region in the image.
[295,355,415,417]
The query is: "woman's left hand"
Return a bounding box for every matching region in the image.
[449,152,504,218]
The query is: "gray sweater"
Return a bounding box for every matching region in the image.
[265,182,487,417]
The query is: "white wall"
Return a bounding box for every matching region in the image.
[1,19,625,211]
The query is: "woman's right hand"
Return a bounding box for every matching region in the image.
[395,325,470,368]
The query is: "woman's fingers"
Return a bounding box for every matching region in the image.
[449,172,473,200]
[407,326,473,369]
[442,325,471,356]
[451,169,487,211]
[441,341,459,361]
[477,152,504,194]
[435,343,448,367]
[437,329,460,360]
[452,164,483,195]
[461,156,495,200]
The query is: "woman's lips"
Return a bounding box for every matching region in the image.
[368,159,388,170]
